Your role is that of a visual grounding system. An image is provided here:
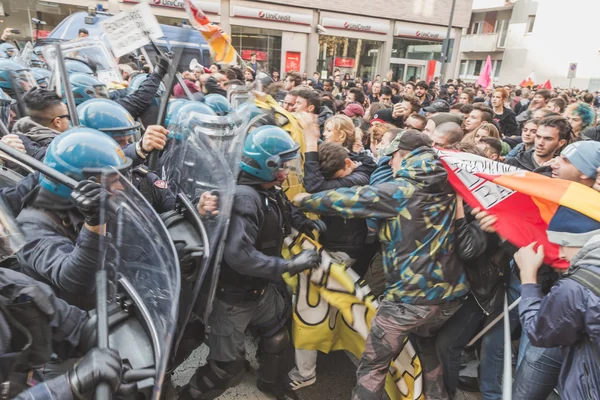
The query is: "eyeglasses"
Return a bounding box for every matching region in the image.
[52,114,71,123]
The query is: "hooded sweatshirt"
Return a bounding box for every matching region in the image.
[11,117,60,160]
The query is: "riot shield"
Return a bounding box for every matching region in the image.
[13,42,34,68]
[42,38,122,85]
[98,169,180,399]
[161,88,252,331]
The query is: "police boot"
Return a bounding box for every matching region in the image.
[256,329,299,400]
[178,359,246,400]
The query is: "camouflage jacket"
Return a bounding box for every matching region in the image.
[297,147,469,305]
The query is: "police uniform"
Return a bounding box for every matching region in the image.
[109,71,164,120]
[0,268,89,399]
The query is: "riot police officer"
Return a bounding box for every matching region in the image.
[181,126,322,400]
[15,128,132,309]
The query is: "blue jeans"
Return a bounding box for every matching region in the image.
[479,267,521,400]
[512,328,563,399]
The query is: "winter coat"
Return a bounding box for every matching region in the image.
[519,235,600,400]
[297,147,469,305]
[11,117,59,161]
[504,148,552,176]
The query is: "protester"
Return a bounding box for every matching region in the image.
[506,119,539,159]
[429,122,464,148]
[491,88,518,136]
[565,102,595,138]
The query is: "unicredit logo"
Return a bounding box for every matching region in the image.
[153,0,160,4]
[258,10,292,21]
[344,22,371,31]
[416,30,441,39]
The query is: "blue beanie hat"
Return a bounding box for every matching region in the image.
[561,141,600,179]
[547,206,600,247]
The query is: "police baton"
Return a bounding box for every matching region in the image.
[148,38,195,101]
[53,43,80,127]
[95,270,111,400]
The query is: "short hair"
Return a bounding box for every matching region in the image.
[324,115,356,150]
[287,71,302,87]
[349,87,366,105]
[223,67,243,81]
[477,122,500,139]
[548,97,566,114]
[460,104,474,114]
[297,89,321,114]
[480,136,502,155]
[23,88,64,125]
[446,141,489,158]
[447,84,456,89]
[515,89,522,96]
[535,89,552,102]
[406,81,416,90]
[416,81,429,90]
[402,94,421,114]
[472,103,494,123]
[406,114,427,131]
[583,93,594,104]
[381,86,393,96]
[450,104,463,111]
[250,52,257,57]
[78,28,89,35]
[494,88,509,101]
[318,142,350,180]
[324,78,334,86]
[538,115,572,143]
[566,102,595,128]
[434,122,464,145]
[390,82,400,92]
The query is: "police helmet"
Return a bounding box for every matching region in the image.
[0,88,15,127]
[40,127,132,198]
[240,125,300,182]
[31,68,51,89]
[65,58,95,75]
[77,99,141,148]
[0,43,17,59]
[204,93,232,116]
[69,73,109,105]
[170,101,216,127]
[0,59,36,97]
[165,99,190,127]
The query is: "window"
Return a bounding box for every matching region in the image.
[496,20,508,48]
[493,60,502,77]
[231,26,282,74]
[459,60,468,76]
[471,21,483,35]
[526,15,536,33]
[391,38,454,61]
[473,60,483,76]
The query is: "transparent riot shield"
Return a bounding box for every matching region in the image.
[42,38,122,85]
[13,42,33,68]
[161,89,252,332]
[98,169,180,399]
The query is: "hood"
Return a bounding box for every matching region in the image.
[393,147,450,194]
[570,234,600,270]
[12,117,60,143]
[513,148,537,171]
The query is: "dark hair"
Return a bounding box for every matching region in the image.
[23,88,64,125]
[318,142,349,180]
[353,117,371,147]
[472,103,494,123]
[287,71,302,87]
[349,87,366,105]
[416,81,429,90]
[450,103,463,111]
[320,97,336,113]
[250,52,257,57]
[535,89,552,102]
[460,104,474,115]
[447,84,456,89]
[538,115,572,144]
[381,86,393,96]
[515,89,522,96]
[402,94,421,114]
[223,67,244,81]
[406,81,416,89]
[78,28,89,34]
[583,93,594,104]
[548,97,567,113]
[324,78,334,86]
[297,89,321,114]
[480,136,502,155]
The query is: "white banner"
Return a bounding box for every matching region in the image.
[101,2,165,58]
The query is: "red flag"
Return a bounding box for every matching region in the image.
[437,149,600,268]
[543,80,552,89]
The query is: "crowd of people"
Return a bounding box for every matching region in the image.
[0,24,598,400]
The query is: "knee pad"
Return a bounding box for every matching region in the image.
[259,328,289,355]
[185,359,246,400]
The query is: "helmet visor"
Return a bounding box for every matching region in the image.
[0,101,12,126]
[0,199,25,259]
[14,70,37,93]
[279,156,303,185]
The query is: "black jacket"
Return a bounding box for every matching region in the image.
[454,211,513,314]
[504,148,552,176]
[109,71,162,119]
[582,126,600,142]
[303,151,376,257]
[493,107,518,136]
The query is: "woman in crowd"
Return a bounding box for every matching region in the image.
[323,114,357,151]
[505,119,539,159]
[491,88,518,136]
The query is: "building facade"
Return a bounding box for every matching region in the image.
[1,0,473,82]
[457,0,600,90]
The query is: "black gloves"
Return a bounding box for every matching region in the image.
[285,249,320,275]
[71,179,104,226]
[299,219,327,240]
[154,53,171,79]
[69,348,122,396]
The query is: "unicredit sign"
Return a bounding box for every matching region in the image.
[321,17,389,35]
[395,22,454,41]
[231,6,312,25]
[123,0,220,14]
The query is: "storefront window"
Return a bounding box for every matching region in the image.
[317,36,381,81]
[391,38,454,61]
[230,26,282,75]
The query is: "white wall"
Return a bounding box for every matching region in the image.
[499,0,600,89]
[280,31,308,75]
